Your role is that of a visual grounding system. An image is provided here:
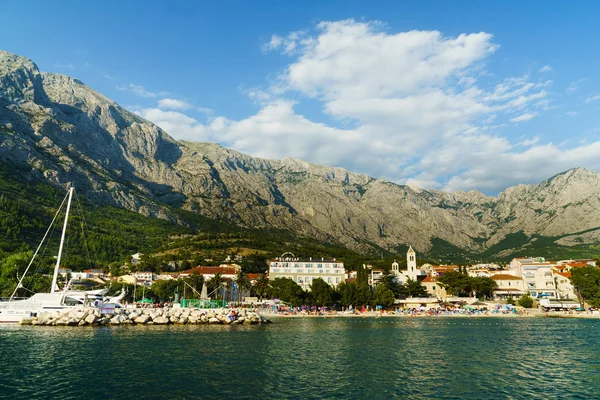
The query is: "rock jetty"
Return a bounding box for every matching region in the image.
[19,307,270,327]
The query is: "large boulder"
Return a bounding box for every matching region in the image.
[84,314,97,325]
[153,316,170,325]
[134,315,150,324]
[208,317,221,324]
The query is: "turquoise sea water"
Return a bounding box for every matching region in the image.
[1,317,599,399]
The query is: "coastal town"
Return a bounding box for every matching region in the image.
[52,246,599,317]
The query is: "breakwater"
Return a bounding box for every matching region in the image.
[19,306,270,326]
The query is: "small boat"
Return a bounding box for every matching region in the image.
[0,185,114,323]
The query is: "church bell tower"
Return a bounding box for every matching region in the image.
[407,246,417,281]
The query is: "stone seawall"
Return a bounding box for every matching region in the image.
[19,307,270,326]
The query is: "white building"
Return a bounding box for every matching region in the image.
[268,254,345,291]
[507,257,559,298]
[553,271,576,299]
[133,271,154,287]
[422,275,446,299]
[391,246,425,283]
[491,273,526,299]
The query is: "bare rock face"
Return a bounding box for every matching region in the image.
[1,50,599,256]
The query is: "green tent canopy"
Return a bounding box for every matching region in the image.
[137,298,153,304]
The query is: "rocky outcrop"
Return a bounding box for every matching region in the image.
[1,50,600,257]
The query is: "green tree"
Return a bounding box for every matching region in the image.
[337,281,358,307]
[309,278,334,306]
[403,278,428,298]
[253,273,269,301]
[266,278,305,307]
[373,284,395,308]
[379,271,402,298]
[355,282,373,306]
[207,273,224,299]
[506,296,516,306]
[438,271,472,297]
[570,266,600,306]
[471,277,497,299]
[235,270,251,303]
[518,294,534,308]
[186,271,205,298]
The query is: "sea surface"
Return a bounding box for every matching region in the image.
[1,317,599,399]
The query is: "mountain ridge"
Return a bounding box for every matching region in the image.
[1,50,600,258]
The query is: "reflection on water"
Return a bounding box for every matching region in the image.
[1,318,599,399]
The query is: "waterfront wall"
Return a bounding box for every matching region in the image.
[20,307,270,326]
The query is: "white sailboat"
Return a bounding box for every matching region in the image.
[0,185,113,323]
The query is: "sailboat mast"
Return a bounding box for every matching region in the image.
[51,186,74,293]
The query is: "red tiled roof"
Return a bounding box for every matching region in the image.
[422,276,438,283]
[556,272,572,278]
[491,274,522,281]
[567,262,588,268]
[247,273,261,280]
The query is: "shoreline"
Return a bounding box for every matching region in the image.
[263,310,600,319]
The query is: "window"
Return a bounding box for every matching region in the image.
[319,270,323,274]
[432,285,436,290]
[327,277,332,284]
[317,264,323,268]
[335,277,340,284]
[298,277,303,283]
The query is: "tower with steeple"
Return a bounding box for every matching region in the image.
[406,245,417,281]
[391,259,400,276]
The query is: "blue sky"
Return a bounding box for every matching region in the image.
[2,1,600,194]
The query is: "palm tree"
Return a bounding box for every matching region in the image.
[223,278,233,303]
[235,270,251,304]
[187,271,205,299]
[207,273,223,299]
[253,273,270,301]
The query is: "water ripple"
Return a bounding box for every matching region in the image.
[1,318,599,399]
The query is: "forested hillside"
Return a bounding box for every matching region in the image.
[0,162,399,280]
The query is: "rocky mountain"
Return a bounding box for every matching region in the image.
[1,50,600,258]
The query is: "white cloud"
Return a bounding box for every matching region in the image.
[443,142,600,192]
[116,83,166,98]
[197,107,214,115]
[136,19,594,194]
[564,111,577,117]
[566,78,586,92]
[54,63,75,70]
[585,95,600,103]
[521,137,539,146]
[157,98,194,110]
[539,65,552,73]
[510,112,537,123]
